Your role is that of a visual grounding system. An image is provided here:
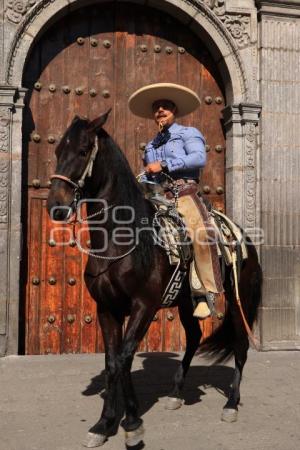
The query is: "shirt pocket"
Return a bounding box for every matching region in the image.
[166,135,185,155]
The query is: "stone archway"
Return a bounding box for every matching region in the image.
[1,0,262,355]
[7,0,248,102]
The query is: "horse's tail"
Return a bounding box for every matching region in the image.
[198,244,262,363]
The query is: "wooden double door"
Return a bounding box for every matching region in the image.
[22,2,226,354]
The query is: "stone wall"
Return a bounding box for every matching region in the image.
[257,0,300,349]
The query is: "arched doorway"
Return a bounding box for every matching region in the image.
[22,2,226,354]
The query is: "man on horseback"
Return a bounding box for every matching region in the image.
[128,83,224,319]
[48,101,261,446]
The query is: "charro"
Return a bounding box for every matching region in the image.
[129,82,224,319]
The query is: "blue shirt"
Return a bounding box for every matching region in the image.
[143,122,206,180]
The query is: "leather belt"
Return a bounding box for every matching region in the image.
[173,179,198,187]
[165,181,199,199]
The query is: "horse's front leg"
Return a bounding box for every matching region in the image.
[118,300,157,447]
[84,307,123,448]
[166,295,202,410]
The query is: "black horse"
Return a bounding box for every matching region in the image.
[47,111,262,448]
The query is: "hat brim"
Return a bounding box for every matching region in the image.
[128,83,201,119]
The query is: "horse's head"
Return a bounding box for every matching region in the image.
[47,109,111,221]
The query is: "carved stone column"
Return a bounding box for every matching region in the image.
[222,103,262,242]
[256,0,300,349]
[0,86,26,356]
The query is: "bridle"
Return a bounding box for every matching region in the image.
[49,135,137,261]
[50,136,100,206]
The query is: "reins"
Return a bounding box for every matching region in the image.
[67,204,137,261]
[50,136,137,261]
[231,243,260,350]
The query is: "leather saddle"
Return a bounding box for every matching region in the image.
[140,178,248,274]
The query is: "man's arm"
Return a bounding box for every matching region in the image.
[143,142,155,165]
[143,142,164,173]
[165,127,206,172]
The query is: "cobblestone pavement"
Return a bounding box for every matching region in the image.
[0,351,299,450]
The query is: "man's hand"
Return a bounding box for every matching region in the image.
[145,161,163,174]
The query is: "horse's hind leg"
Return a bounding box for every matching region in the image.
[222,335,249,423]
[222,258,259,423]
[166,298,202,410]
[84,307,123,448]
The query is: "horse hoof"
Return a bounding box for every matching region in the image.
[221,408,238,423]
[125,424,145,447]
[83,432,107,448]
[165,397,183,410]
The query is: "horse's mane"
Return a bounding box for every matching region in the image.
[94,128,155,276]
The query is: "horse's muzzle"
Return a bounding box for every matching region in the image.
[50,204,73,222]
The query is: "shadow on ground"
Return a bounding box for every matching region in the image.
[80,353,235,448]
[82,352,234,416]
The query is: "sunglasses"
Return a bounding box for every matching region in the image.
[152,99,177,113]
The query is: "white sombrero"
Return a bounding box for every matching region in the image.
[128,83,201,119]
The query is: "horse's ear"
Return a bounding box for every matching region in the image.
[72,115,81,123]
[89,108,112,134]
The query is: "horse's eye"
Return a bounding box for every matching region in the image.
[79,150,88,157]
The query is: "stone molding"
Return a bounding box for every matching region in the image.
[5,0,249,102]
[0,108,10,153]
[256,0,300,17]
[203,0,226,16]
[192,1,255,48]
[205,0,252,48]
[244,122,257,229]
[223,102,262,128]
[0,160,9,223]
[6,0,55,84]
[220,14,251,48]
[0,86,24,355]
[223,102,262,230]
[5,0,37,24]
[0,87,16,223]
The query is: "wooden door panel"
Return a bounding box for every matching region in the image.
[23,3,225,354]
[39,204,64,354]
[62,243,82,353]
[26,195,43,354]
